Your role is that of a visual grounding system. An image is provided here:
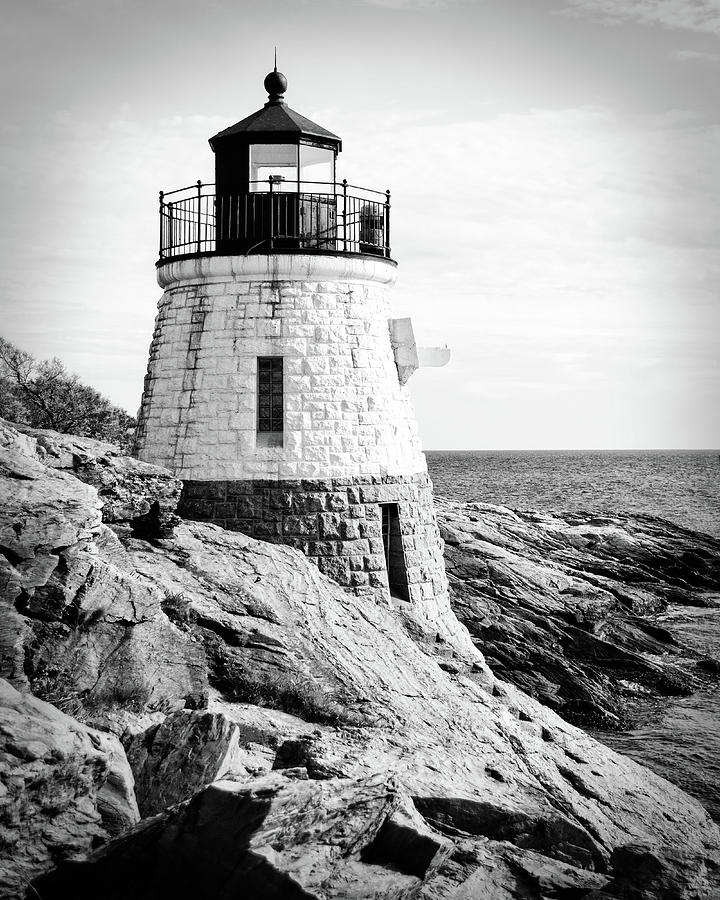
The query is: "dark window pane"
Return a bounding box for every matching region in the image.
[257,356,283,435]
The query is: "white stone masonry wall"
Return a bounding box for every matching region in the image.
[135,255,429,482]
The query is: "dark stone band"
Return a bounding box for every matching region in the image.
[179,472,447,599]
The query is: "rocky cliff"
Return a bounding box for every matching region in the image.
[1,418,719,899]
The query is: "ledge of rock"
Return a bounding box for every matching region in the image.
[31,773,452,900]
[3,419,182,538]
[439,499,720,729]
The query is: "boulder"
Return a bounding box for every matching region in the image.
[124,708,284,816]
[0,420,207,713]
[30,773,452,900]
[0,679,138,898]
[4,419,182,537]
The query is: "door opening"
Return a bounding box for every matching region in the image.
[380,503,410,601]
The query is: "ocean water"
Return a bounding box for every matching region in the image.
[426,450,720,820]
[594,605,720,822]
[426,450,720,539]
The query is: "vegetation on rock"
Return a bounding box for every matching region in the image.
[0,337,135,450]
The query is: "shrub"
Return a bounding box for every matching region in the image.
[161,590,196,627]
[0,336,135,451]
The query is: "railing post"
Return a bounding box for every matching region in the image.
[158,190,164,259]
[384,189,391,259]
[168,201,174,256]
[342,179,348,253]
[269,176,274,250]
[196,180,202,255]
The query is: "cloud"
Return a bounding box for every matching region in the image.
[561,0,720,35]
[300,0,468,7]
[671,48,720,61]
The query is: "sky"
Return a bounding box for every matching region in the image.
[0,0,718,450]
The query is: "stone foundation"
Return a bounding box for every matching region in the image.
[179,472,447,603]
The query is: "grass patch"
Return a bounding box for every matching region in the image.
[212,653,362,727]
[161,590,196,627]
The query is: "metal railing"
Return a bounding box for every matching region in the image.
[158,180,391,262]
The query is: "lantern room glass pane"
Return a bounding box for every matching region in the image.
[299,144,335,188]
[249,144,298,192]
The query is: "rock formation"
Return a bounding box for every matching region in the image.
[440,499,720,729]
[0,679,138,896]
[1,418,720,898]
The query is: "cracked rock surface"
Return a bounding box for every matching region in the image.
[32,773,452,900]
[0,679,138,897]
[440,499,720,729]
[1,420,720,898]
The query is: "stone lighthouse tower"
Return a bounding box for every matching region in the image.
[135,68,450,614]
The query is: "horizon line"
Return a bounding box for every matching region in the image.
[424,447,720,453]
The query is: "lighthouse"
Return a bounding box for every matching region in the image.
[134,68,451,614]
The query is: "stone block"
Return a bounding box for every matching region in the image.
[317,556,352,586]
[268,490,294,511]
[340,520,360,541]
[179,499,213,519]
[404,550,422,567]
[214,502,239,519]
[368,538,385,555]
[406,567,421,584]
[291,494,326,515]
[325,492,349,512]
[307,540,339,557]
[226,481,252,498]
[303,447,330,464]
[363,554,386,572]
[318,513,342,540]
[235,496,262,518]
[184,481,227,501]
[283,516,318,537]
[302,357,330,376]
[359,520,382,539]
[369,571,389,589]
[254,521,282,538]
[350,570,369,587]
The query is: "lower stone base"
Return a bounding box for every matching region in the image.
[179,473,447,603]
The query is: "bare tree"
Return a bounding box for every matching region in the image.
[0,337,136,450]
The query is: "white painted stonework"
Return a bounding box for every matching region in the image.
[135,254,429,481]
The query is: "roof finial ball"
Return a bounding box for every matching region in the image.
[264,55,287,105]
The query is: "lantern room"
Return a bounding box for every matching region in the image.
[210,68,341,196]
[157,68,391,261]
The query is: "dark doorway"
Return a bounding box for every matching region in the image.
[380,504,410,601]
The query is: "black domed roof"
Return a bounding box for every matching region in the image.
[209,70,341,151]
